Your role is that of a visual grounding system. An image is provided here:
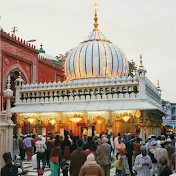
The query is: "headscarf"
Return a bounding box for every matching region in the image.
[84,153,97,165]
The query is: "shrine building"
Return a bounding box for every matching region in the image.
[10,4,164,138]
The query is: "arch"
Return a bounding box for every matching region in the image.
[3,64,29,90]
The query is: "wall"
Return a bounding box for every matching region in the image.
[38,60,64,83]
[0,29,64,111]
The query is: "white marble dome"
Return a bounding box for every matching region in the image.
[65,26,128,80]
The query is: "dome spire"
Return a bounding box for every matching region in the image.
[157,79,160,89]
[139,54,144,68]
[94,3,99,29]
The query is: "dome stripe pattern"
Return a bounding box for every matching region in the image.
[65,29,128,80]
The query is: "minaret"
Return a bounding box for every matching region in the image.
[3,76,13,122]
[137,54,147,98]
[93,3,99,29]
[1,76,15,168]
[137,54,147,77]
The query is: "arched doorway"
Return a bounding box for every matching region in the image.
[3,70,27,109]
[3,70,27,135]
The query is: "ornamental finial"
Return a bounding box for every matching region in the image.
[18,71,22,78]
[94,3,98,29]
[157,79,160,89]
[139,54,144,68]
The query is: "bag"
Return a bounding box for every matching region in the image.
[114,158,122,170]
[50,156,59,163]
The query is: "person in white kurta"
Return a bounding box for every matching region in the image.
[134,145,152,176]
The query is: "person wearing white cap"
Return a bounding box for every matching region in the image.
[35,135,47,172]
[134,145,152,176]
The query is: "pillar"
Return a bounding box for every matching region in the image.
[17,127,22,135]
[88,126,92,136]
[42,127,46,135]
[60,127,64,138]
[55,123,59,133]
[33,128,37,134]
[139,127,146,144]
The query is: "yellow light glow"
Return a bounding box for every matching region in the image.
[94,3,98,10]
[63,112,84,115]
[97,120,102,124]
[135,110,141,119]
[49,119,56,125]
[28,118,35,124]
[42,112,56,116]
[122,116,131,122]
[20,112,56,116]
[88,111,106,114]
[69,117,82,123]
[114,110,135,114]
[20,113,35,116]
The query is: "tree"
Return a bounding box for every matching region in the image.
[128,60,138,76]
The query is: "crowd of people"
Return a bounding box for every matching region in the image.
[1,130,175,176]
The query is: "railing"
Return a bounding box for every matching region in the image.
[16,77,140,104]
[145,78,161,103]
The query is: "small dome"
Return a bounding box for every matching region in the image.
[38,44,45,54]
[65,29,128,81]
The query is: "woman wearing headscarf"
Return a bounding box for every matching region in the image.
[158,155,172,176]
[50,141,62,176]
[61,135,71,160]
[79,153,104,176]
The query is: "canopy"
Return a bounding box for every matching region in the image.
[10,99,163,113]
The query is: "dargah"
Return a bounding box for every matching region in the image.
[11,4,164,139]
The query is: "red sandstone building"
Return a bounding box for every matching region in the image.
[0,28,64,111]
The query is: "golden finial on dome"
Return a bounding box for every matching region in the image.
[157,79,160,89]
[139,54,144,68]
[94,3,99,29]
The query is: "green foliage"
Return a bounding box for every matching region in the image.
[128,60,137,76]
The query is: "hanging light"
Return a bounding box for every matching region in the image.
[49,119,56,125]
[97,119,102,124]
[135,110,141,119]
[28,118,35,124]
[122,116,131,122]
[69,117,82,123]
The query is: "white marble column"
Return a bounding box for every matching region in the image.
[42,127,46,135]
[88,127,92,136]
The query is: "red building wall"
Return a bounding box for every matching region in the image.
[0,29,64,111]
[38,59,64,83]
